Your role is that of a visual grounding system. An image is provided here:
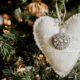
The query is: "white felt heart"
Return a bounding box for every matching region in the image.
[33,14,80,77]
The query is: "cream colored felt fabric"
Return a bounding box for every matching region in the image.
[33,14,80,77]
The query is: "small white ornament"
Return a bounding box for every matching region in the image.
[33,14,80,77]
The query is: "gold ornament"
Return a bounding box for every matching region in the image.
[25,1,49,17]
[8,0,12,4]
[2,14,10,19]
[2,14,11,26]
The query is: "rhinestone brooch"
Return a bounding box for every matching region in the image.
[52,33,70,50]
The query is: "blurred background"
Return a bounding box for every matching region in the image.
[0,0,80,80]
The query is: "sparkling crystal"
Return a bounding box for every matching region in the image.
[52,33,70,50]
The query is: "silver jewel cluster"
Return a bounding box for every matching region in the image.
[52,33,70,50]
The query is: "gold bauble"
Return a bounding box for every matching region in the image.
[25,1,49,17]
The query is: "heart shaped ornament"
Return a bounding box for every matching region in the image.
[33,14,80,77]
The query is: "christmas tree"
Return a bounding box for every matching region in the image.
[0,0,80,80]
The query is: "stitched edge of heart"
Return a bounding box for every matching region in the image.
[33,15,80,77]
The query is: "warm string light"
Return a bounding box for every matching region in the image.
[3,14,11,26]
[0,14,12,27]
[0,15,4,25]
[28,20,33,26]
[36,74,40,80]
[17,67,26,73]
[4,19,11,25]
[3,29,10,33]
[1,78,7,80]
[37,54,43,60]
[18,18,23,22]
[0,14,12,33]
[8,0,12,4]
[32,0,42,2]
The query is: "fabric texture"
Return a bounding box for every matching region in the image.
[33,14,80,77]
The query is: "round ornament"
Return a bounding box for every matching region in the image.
[25,1,49,17]
[52,33,70,50]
